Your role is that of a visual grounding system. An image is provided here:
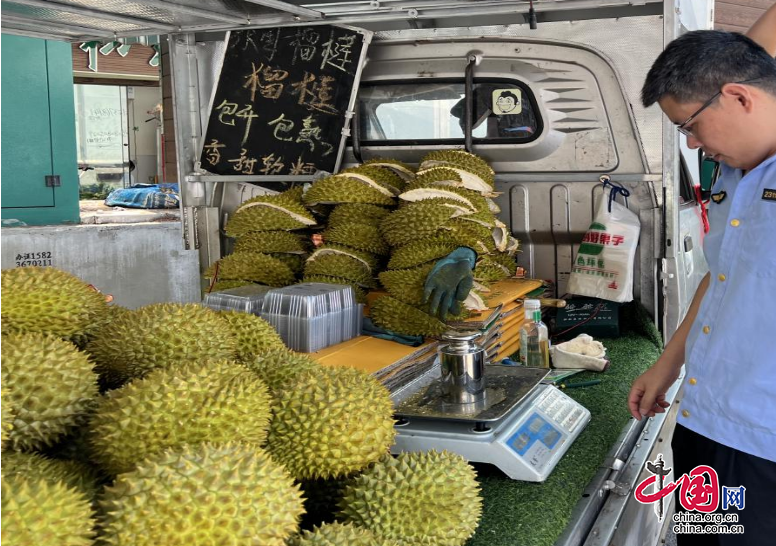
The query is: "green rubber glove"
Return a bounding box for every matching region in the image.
[423,247,477,319]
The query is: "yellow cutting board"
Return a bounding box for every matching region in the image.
[311,336,435,374]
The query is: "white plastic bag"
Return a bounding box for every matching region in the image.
[567,182,640,303]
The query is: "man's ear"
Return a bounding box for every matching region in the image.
[722,83,756,113]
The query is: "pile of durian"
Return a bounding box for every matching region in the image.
[207,186,316,291]
[1,266,482,546]
[373,150,520,337]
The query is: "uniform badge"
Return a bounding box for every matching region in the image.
[763,188,776,202]
[711,191,726,204]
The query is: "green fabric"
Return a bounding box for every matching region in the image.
[468,303,663,546]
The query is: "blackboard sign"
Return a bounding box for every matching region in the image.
[200,26,368,177]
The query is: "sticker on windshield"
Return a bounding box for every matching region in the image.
[492,89,522,115]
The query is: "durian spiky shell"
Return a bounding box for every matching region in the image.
[361,158,416,180]
[305,254,375,288]
[486,252,519,275]
[2,389,15,448]
[387,242,458,270]
[1,451,101,500]
[1,266,108,339]
[304,175,396,206]
[444,220,497,254]
[99,443,304,546]
[309,245,381,271]
[419,150,495,189]
[85,303,237,388]
[324,222,390,255]
[233,230,309,254]
[70,304,131,350]
[268,367,396,480]
[338,165,405,194]
[404,167,462,191]
[378,264,434,307]
[241,348,322,394]
[328,203,392,228]
[338,451,483,546]
[205,252,296,286]
[474,259,512,282]
[89,360,273,476]
[270,252,306,275]
[1,333,98,451]
[208,279,255,292]
[217,311,285,361]
[292,522,401,546]
[1,475,95,546]
[300,276,368,303]
[225,188,316,237]
[380,203,463,248]
[400,185,490,213]
[369,296,446,337]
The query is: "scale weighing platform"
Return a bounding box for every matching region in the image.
[391,365,591,482]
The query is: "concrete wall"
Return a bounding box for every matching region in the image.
[1,222,201,308]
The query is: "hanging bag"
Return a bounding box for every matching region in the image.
[567,177,641,303]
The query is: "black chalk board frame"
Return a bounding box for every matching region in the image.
[194,25,374,183]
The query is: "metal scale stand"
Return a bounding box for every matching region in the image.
[391,308,591,482]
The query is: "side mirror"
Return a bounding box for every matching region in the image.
[700,155,719,200]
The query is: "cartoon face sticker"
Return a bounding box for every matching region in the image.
[492,89,522,115]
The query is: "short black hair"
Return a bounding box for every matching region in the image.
[499,90,518,102]
[641,30,776,107]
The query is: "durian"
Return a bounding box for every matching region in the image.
[378,263,434,306]
[217,310,285,361]
[362,158,416,180]
[324,222,390,255]
[292,522,400,546]
[205,252,296,286]
[487,252,519,275]
[399,188,478,212]
[305,253,375,288]
[1,266,108,339]
[328,203,391,228]
[1,475,95,546]
[86,303,237,387]
[99,443,304,546]
[405,167,462,191]
[370,296,447,337]
[338,165,405,195]
[225,189,316,237]
[1,451,100,500]
[304,175,395,206]
[271,252,306,275]
[474,258,512,282]
[89,360,273,476]
[233,230,309,254]
[309,245,380,271]
[2,389,14,448]
[444,220,497,254]
[268,367,396,480]
[301,275,368,303]
[208,279,255,292]
[338,451,482,546]
[242,347,322,394]
[2,333,98,451]
[419,150,495,193]
[380,203,466,248]
[70,304,131,350]
[387,241,458,270]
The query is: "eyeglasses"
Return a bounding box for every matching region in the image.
[676,78,762,137]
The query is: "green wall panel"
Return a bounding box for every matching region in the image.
[1,35,80,225]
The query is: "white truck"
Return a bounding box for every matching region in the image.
[1,1,716,544]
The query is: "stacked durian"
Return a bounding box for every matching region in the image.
[301,162,414,302]
[374,151,520,337]
[208,186,315,291]
[1,266,482,546]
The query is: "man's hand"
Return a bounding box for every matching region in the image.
[628,358,680,420]
[423,247,477,319]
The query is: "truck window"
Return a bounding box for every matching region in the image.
[358,80,541,145]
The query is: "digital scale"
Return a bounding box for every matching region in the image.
[391,327,591,482]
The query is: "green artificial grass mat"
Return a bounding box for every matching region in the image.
[467,303,663,546]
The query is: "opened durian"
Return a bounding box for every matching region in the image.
[2,333,98,451]
[327,203,392,228]
[419,150,495,193]
[338,165,405,195]
[369,296,447,337]
[1,475,95,546]
[308,244,380,271]
[362,158,416,181]
[86,303,236,388]
[404,167,462,191]
[387,241,458,270]
[89,360,273,475]
[1,266,108,339]
[305,253,375,288]
[268,367,396,480]
[225,188,316,237]
[292,522,401,546]
[338,451,482,546]
[324,222,390,255]
[378,263,434,307]
[270,252,306,275]
[233,230,309,254]
[304,175,395,206]
[217,310,285,361]
[99,443,304,546]
[380,203,467,248]
[205,252,296,287]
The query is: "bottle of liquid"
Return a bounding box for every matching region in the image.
[519,299,550,368]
